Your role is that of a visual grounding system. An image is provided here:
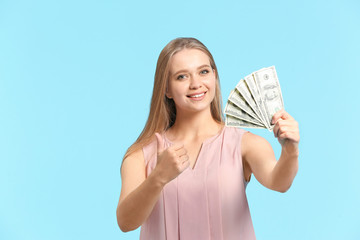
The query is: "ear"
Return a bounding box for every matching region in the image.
[165,89,172,99]
[165,92,172,99]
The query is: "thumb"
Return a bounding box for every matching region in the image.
[155,132,165,154]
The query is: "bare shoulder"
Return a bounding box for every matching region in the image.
[121,148,146,180]
[121,149,145,173]
[241,131,272,156]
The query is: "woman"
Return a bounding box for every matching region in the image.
[116,37,299,239]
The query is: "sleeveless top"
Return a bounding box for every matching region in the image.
[140,126,256,240]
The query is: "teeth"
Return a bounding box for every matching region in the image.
[190,93,205,98]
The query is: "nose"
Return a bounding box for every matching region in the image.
[189,75,202,89]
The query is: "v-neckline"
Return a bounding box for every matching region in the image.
[163,126,225,172]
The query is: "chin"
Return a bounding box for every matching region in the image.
[179,103,212,114]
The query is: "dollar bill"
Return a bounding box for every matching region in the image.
[244,74,271,129]
[253,66,284,130]
[224,101,264,126]
[235,79,266,125]
[225,115,265,128]
[225,66,284,131]
[227,89,262,123]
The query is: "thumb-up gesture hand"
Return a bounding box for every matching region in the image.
[154,133,190,185]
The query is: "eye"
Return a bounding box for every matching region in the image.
[177,74,186,80]
[200,69,209,75]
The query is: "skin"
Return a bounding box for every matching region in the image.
[116,49,300,232]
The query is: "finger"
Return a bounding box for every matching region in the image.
[278,132,292,142]
[281,111,294,120]
[180,154,189,163]
[273,120,285,138]
[274,119,293,126]
[180,157,190,170]
[284,131,300,140]
[155,132,165,154]
[274,120,296,138]
[276,126,293,137]
[276,124,282,138]
[168,143,185,151]
[176,147,187,157]
[272,109,294,124]
[273,123,280,138]
[277,120,299,131]
[279,131,299,142]
[271,109,285,124]
[182,161,190,169]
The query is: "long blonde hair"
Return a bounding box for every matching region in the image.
[122,37,224,163]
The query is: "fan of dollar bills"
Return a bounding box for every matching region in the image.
[224,66,284,131]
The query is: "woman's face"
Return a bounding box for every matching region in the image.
[166,48,216,114]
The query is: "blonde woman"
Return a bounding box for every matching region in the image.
[116,37,300,239]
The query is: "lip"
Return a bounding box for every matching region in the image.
[186,91,207,97]
[186,91,207,101]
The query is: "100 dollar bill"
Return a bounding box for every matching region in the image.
[225,66,284,131]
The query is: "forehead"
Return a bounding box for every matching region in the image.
[169,49,210,73]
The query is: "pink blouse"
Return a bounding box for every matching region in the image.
[140,126,256,240]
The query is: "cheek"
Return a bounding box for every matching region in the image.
[168,82,185,99]
[208,79,218,101]
[207,77,217,93]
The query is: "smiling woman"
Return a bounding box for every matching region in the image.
[116,37,300,240]
[119,38,223,162]
[165,48,217,114]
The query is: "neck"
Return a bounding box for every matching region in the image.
[167,107,222,141]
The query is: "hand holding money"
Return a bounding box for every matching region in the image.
[272,109,300,155]
[225,66,299,152]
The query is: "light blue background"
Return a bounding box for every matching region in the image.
[1,0,359,239]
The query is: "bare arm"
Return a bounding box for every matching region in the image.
[116,149,165,232]
[242,109,300,192]
[116,133,189,232]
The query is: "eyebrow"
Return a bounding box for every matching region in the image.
[172,64,211,77]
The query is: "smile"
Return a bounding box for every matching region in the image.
[187,91,207,100]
